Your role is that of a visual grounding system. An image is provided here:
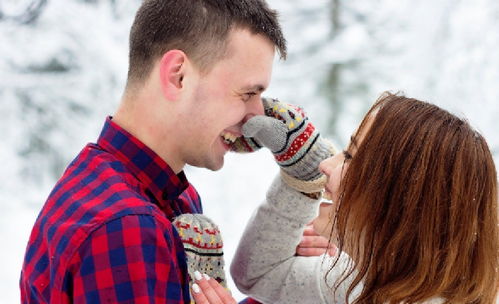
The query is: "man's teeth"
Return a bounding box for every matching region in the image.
[221,132,238,144]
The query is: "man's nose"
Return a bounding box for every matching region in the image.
[242,97,265,123]
[250,96,265,115]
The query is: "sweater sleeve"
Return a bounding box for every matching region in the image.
[230,175,357,304]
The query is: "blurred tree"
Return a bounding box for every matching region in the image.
[322,0,343,136]
[0,0,48,24]
[0,0,137,191]
[268,0,377,147]
[320,0,375,139]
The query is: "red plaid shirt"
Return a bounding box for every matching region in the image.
[20,117,202,303]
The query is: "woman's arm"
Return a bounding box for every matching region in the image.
[230,176,353,304]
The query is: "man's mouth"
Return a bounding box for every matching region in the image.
[220,131,240,146]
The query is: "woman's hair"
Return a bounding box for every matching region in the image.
[332,92,499,303]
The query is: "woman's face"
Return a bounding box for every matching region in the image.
[312,150,350,238]
[312,115,374,239]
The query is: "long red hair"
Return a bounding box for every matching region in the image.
[331,93,499,303]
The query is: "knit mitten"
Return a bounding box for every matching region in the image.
[242,98,336,193]
[172,214,227,300]
[230,131,263,153]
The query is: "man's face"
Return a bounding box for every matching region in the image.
[178,29,275,171]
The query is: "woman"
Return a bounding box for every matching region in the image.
[192,93,499,304]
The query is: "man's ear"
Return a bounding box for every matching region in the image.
[159,50,187,100]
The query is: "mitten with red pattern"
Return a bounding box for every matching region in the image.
[240,98,336,192]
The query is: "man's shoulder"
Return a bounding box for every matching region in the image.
[64,142,133,180]
[48,144,140,204]
[55,142,141,198]
[39,143,166,250]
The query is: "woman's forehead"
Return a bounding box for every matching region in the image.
[349,112,376,151]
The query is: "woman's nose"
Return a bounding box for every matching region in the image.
[319,153,343,175]
[319,159,330,176]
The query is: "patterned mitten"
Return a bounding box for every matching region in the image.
[172,214,227,302]
[230,130,263,153]
[242,98,336,193]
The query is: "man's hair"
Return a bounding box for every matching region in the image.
[330,93,499,303]
[126,0,287,88]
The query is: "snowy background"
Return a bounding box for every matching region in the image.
[1,0,498,302]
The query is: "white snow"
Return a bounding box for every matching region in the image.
[1,0,498,302]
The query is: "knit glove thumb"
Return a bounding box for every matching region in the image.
[243,98,336,191]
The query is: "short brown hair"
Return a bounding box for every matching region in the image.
[331,93,498,303]
[126,0,286,87]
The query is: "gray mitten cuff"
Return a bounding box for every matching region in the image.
[280,169,327,194]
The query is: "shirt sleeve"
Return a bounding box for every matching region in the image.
[230,175,358,304]
[66,214,190,303]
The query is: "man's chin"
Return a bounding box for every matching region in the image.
[208,162,224,172]
[187,152,225,171]
[203,158,224,172]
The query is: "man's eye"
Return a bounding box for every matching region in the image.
[242,92,257,102]
[342,150,352,160]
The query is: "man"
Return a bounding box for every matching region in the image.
[20,0,330,303]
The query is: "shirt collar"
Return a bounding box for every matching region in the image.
[97,116,189,202]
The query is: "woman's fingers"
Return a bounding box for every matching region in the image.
[206,276,236,303]
[192,281,222,304]
[191,271,236,304]
[191,283,210,304]
[296,225,337,256]
[192,272,222,304]
[296,241,337,256]
[302,225,320,236]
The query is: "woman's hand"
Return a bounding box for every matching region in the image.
[191,271,237,304]
[296,223,337,257]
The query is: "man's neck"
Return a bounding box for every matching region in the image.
[113,95,185,174]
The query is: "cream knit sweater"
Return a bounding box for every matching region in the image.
[230,175,444,304]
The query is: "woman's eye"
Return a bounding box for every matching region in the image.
[342,150,352,160]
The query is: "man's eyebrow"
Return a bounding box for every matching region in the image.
[242,84,266,92]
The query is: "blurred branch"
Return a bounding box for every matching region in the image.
[0,0,48,24]
[330,0,341,36]
[322,62,343,135]
[323,0,343,135]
